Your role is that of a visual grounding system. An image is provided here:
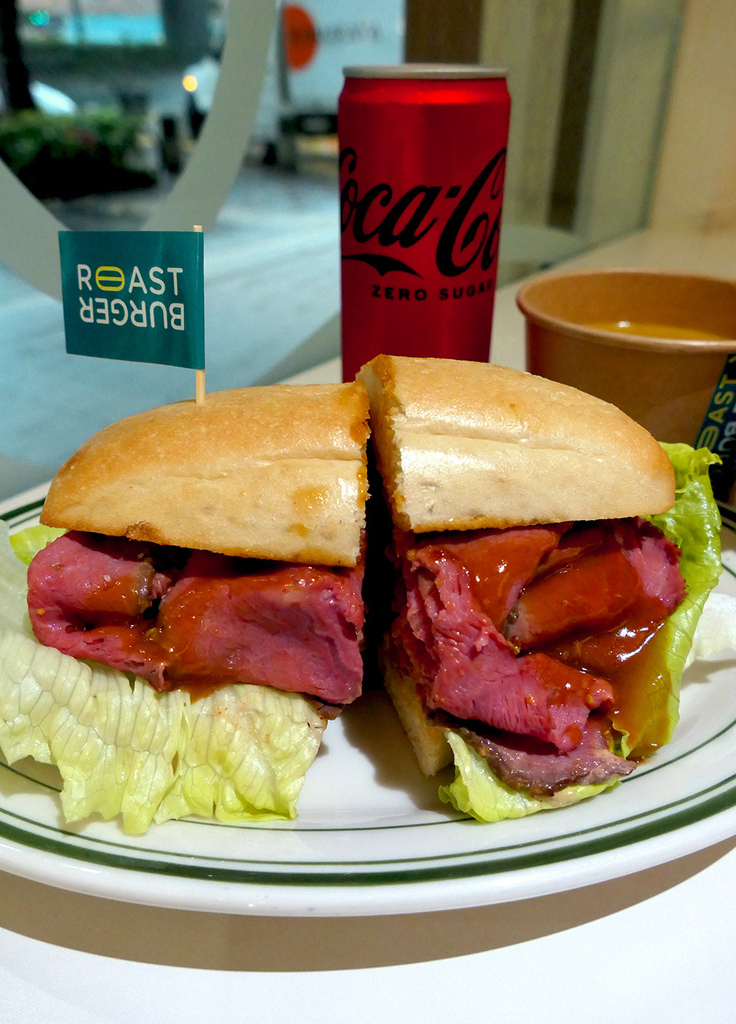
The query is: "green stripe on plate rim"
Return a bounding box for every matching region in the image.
[1,497,45,526]
[2,699,736,883]
[0,770,735,887]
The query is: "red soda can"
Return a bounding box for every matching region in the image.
[338,65,511,382]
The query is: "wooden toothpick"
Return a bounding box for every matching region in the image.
[194,224,205,405]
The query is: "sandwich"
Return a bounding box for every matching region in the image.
[358,354,723,821]
[0,382,369,833]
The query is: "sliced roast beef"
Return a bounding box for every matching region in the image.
[505,519,685,653]
[422,525,565,629]
[393,515,686,791]
[403,545,614,753]
[27,532,365,703]
[504,543,643,649]
[534,522,610,576]
[614,518,686,616]
[448,716,636,796]
[28,531,175,686]
[28,531,174,620]
[154,551,364,702]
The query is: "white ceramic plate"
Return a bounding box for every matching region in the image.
[1,487,735,917]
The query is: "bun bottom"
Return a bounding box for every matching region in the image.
[380,641,452,777]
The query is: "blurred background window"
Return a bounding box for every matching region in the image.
[0,0,690,276]
[1,0,735,495]
[405,0,686,283]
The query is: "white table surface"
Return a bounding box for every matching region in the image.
[3,227,736,1024]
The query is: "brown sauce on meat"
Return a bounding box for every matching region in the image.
[541,616,672,757]
[505,545,642,649]
[173,680,228,702]
[427,525,678,759]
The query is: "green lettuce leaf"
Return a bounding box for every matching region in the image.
[10,524,66,566]
[0,522,327,833]
[636,443,722,751]
[440,445,722,823]
[0,629,187,833]
[0,520,35,636]
[155,684,325,824]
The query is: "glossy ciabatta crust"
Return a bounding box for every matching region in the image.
[41,383,370,567]
[358,354,675,532]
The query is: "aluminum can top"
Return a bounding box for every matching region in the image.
[343,63,506,80]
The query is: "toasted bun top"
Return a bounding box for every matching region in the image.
[358,354,675,532]
[41,383,370,567]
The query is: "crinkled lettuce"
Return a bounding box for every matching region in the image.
[155,684,326,825]
[641,443,723,752]
[440,444,724,823]
[0,522,326,833]
[0,522,33,637]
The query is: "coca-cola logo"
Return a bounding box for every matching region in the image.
[340,146,506,279]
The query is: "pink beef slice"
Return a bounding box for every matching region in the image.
[405,546,614,754]
[505,518,684,650]
[421,525,565,630]
[504,543,644,650]
[154,550,365,703]
[27,531,173,686]
[453,718,636,796]
[27,535,365,702]
[534,522,611,575]
[614,518,686,615]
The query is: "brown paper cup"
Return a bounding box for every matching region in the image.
[516,269,736,446]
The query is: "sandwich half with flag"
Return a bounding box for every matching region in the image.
[0,230,369,834]
[0,381,370,832]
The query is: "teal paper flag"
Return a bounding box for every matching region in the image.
[59,230,205,369]
[695,353,736,503]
